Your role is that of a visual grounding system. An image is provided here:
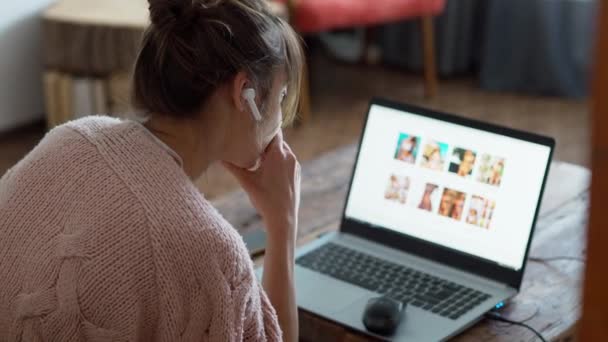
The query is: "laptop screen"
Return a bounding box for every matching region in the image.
[344,104,552,271]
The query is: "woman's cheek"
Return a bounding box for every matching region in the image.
[256,127,274,153]
[265,117,282,145]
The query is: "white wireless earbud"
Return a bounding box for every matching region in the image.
[242,88,262,122]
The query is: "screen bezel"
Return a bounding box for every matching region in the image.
[340,98,555,290]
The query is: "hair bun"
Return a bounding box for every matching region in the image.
[148,0,209,32]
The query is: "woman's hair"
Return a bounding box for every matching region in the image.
[132,0,303,124]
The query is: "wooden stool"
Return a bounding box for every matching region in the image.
[41,0,289,127]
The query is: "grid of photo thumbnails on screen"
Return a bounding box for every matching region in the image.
[387,133,502,229]
[345,105,551,270]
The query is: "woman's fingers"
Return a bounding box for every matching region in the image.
[264,131,292,163]
[282,141,293,154]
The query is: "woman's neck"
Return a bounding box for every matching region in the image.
[143,114,222,180]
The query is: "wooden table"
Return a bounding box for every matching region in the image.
[212,144,590,341]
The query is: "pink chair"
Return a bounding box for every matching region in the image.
[276,0,446,121]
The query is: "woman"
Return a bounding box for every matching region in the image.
[418,184,437,211]
[0,0,302,341]
[421,142,443,171]
[489,160,505,185]
[456,150,476,177]
[466,208,479,225]
[450,193,466,220]
[384,175,409,204]
[438,190,455,217]
[384,175,401,201]
[395,136,417,163]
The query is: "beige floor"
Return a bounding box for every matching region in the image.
[0,52,590,199]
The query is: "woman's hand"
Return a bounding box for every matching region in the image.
[222,130,301,242]
[223,130,301,342]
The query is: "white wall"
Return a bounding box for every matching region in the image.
[0,0,55,133]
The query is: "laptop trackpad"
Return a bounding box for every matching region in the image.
[296,267,366,314]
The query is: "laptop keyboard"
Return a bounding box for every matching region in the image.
[296,243,491,320]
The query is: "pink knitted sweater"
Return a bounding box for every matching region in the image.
[0,116,281,341]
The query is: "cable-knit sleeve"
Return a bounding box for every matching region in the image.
[187,197,284,341]
[237,273,283,342]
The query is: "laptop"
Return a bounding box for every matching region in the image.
[258,98,555,341]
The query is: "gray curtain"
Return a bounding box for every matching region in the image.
[479,0,597,98]
[379,0,486,75]
[378,0,597,97]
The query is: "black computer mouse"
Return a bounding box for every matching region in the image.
[362,296,405,336]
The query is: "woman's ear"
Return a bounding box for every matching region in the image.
[232,71,249,112]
